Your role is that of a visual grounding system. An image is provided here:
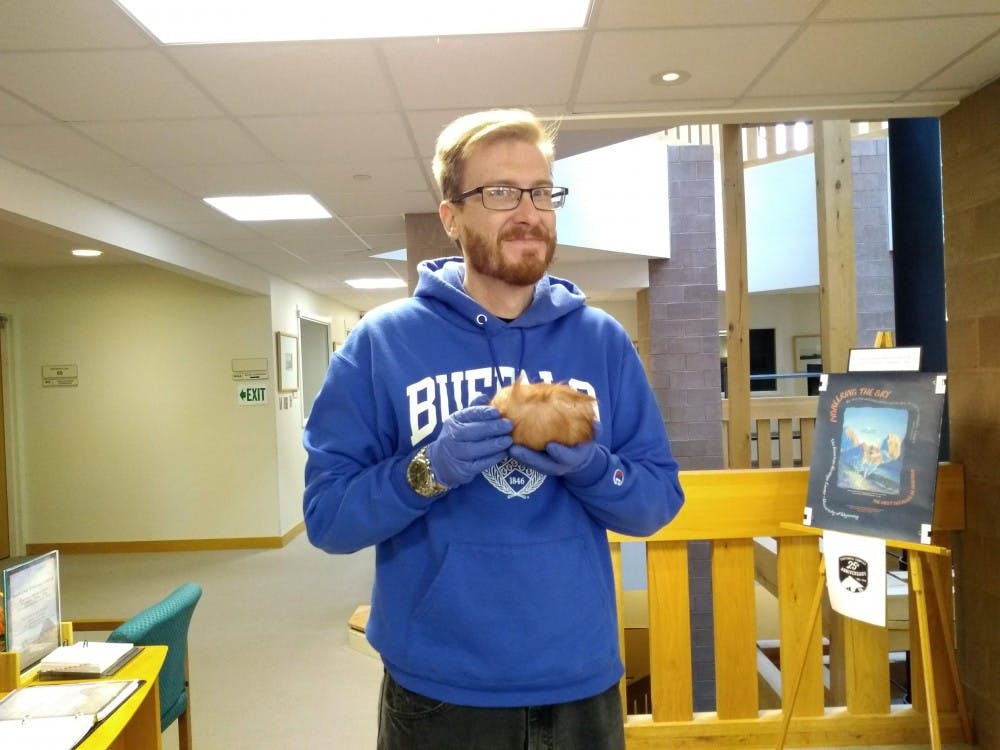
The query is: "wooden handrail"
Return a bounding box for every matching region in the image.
[610,464,966,748]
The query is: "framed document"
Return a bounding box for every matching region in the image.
[276,331,299,393]
[2,551,62,670]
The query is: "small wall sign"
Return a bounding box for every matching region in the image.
[42,364,78,387]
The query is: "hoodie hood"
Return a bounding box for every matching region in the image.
[413,257,587,334]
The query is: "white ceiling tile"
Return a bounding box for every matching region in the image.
[0,0,152,50]
[243,218,350,242]
[325,191,438,218]
[382,32,585,110]
[596,0,822,28]
[577,27,798,104]
[922,32,1000,90]
[76,119,272,166]
[153,162,309,197]
[0,124,130,170]
[0,50,222,120]
[0,90,51,124]
[166,218,264,244]
[277,237,373,258]
[818,0,1000,20]
[47,166,197,205]
[339,215,408,236]
[289,158,430,194]
[167,40,397,116]
[752,17,999,96]
[363,234,410,253]
[241,112,414,162]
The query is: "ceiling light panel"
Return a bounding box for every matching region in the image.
[116,0,591,44]
[204,194,332,221]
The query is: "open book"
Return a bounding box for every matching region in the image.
[38,641,140,679]
[0,679,141,750]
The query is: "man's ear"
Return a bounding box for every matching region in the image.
[439,201,458,240]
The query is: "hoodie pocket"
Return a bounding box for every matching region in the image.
[406,536,615,689]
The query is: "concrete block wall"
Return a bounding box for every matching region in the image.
[645,145,726,711]
[852,137,896,346]
[940,78,1000,750]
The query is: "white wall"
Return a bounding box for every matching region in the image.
[6,265,278,544]
[747,291,821,397]
[268,277,360,536]
[0,264,365,549]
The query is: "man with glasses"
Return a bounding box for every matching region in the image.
[304,109,683,749]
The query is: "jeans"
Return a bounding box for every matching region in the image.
[377,672,625,750]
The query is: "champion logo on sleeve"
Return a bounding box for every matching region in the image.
[612,469,624,486]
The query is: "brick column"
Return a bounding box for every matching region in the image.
[649,145,724,470]
[852,138,895,345]
[404,212,455,293]
[646,145,725,711]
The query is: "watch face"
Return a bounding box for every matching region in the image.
[408,449,446,497]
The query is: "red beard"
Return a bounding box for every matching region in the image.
[462,224,556,286]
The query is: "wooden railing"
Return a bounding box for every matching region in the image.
[722,396,818,468]
[609,464,966,749]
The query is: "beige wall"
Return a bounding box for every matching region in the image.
[268,277,360,536]
[0,263,359,550]
[941,78,1000,748]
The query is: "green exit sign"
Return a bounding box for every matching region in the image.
[237,384,269,405]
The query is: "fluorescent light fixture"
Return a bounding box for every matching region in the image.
[116,0,591,44]
[346,278,407,289]
[204,194,331,222]
[72,248,103,257]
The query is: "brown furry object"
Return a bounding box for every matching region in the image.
[491,382,596,450]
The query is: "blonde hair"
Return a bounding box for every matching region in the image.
[432,109,557,201]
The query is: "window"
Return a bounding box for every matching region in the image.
[749,328,777,391]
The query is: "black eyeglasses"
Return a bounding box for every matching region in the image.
[451,185,569,211]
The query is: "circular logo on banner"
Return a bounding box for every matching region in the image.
[838,555,869,593]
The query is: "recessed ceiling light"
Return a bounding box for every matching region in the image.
[72,249,103,257]
[115,0,591,44]
[651,70,690,86]
[204,194,331,222]
[346,278,408,290]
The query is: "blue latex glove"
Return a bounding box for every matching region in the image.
[426,405,513,488]
[509,439,601,478]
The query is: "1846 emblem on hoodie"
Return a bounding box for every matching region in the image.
[483,457,546,499]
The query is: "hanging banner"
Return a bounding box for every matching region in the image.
[823,529,886,627]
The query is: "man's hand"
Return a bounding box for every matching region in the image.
[509,439,601,478]
[426,405,513,488]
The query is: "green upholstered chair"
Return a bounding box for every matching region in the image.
[98,583,203,749]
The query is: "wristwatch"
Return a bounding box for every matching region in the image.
[406,446,449,498]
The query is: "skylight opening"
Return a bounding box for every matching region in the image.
[115,0,591,44]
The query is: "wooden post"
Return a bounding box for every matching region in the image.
[814,120,857,373]
[721,124,751,468]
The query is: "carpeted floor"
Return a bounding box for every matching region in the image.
[57,533,381,749]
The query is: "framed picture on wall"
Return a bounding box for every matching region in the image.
[793,334,822,372]
[276,331,299,392]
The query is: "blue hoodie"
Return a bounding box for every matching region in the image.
[303,257,684,707]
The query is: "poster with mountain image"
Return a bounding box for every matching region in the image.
[804,371,947,544]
